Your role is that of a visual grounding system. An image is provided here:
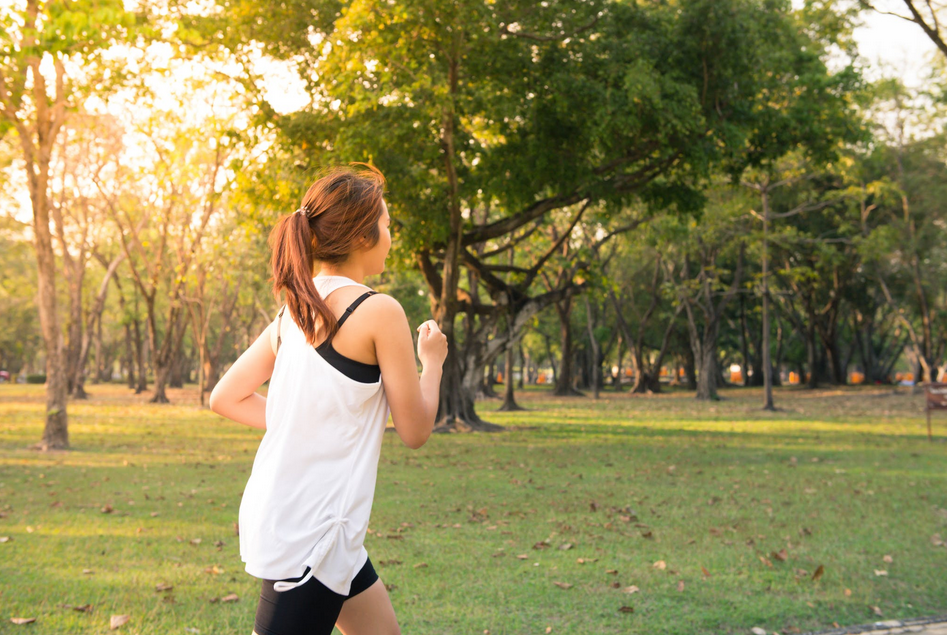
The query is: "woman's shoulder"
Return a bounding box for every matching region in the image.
[360,291,405,319]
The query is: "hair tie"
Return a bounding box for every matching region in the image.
[295,208,307,216]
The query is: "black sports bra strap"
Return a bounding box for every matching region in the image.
[277,305,285,353]
[335,291,377,330]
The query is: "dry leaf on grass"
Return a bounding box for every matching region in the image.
[701,566,711,577]
[844,589,852,597]
[811,565,824,581]
[553,581,572,590]
[618,606,634,614]
[413,563,428,569]
[221,594,238,603]
[622,585,640,594]
[751,628,766,635]
[677,580,685,592]
[155,583,173,592]
[558,543,573,551]
[653,560,666,570]
[772,549,788,562]
[110,614,130,630]
[871,605,883,616]
[874,569,888,576]
[10,617,37,625]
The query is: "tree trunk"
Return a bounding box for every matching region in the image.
[553,296,583,396]
[805,321,819,389]
[498,342,526,411]
[32,179,69,449]
[584,296,600,400]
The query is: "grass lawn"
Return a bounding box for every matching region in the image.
[1,382,945,635]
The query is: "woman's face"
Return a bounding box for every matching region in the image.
[363,199,391,275]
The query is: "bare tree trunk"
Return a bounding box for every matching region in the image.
[498,341,526,411]
[553,296,583,397]
[584,295,600,400]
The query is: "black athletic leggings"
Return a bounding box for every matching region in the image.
[253,557,379,635]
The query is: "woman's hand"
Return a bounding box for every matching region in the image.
[416,320,448,370]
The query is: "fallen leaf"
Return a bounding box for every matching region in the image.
[759,556,773,568]
[204,565,223,575]
[605,569,618,575]
[871,605,883,616]
[874,569,888,576]
[10,617,37,625]
[576,557,598,564]
[677,580,685,592]
[516,554,528,560]
[545,628,552,634]
[110,614,130,630]
[844,589,852,597]
[811,565,824,581]
[640,530,654,539]
[0,536,11,543]
[413,562,428,569]
[622,585,640,594]
[221,594,238,603]
[751,628,767,635]
[82,569,93,575]
[68,604,92,612]
[882,555,893,563]
[558,543,573,551]
[772,549,788,562]
[653,560,666,570]
[190,538,202,545]
[618,606,634,614]
[155,583,173,592]
[701,566,711,578]
[553,581,572,590]
[101,505,114,514]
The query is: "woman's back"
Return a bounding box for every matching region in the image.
[240,275,390,596]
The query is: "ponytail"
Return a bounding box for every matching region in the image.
[269,164,386,347]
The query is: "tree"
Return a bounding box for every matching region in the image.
[0,0,135,448]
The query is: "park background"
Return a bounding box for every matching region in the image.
[1,0,946,633]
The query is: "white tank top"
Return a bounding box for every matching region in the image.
[238,275,390,595]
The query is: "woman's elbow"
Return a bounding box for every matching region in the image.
[398,424,432,450]
[208,387,223,414]
[404,435,428,450]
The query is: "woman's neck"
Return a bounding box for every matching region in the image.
[316,263,366,285]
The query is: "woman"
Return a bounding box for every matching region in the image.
[209,164,447,635]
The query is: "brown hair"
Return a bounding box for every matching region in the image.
[269,163,386,347]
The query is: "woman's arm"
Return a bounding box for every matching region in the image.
[208,322,277,429]
[371,296,447,449]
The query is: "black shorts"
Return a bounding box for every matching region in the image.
[253,556,379,635]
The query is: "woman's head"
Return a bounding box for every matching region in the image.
[269,163,388,346]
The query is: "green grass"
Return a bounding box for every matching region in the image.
[1,383,946,635]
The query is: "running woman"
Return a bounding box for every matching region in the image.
[209,164,447,635]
